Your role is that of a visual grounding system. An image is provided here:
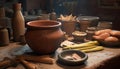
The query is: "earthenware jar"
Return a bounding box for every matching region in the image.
[0,7,10,45]
[0,28,9,46]
[79,19,91,32]
[12,3,25,42]
[25,20,64,54]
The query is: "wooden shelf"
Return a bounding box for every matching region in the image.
[98,0,120,9]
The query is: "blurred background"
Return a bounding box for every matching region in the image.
[0,0,120,30]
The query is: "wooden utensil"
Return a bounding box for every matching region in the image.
[17,55,54,64]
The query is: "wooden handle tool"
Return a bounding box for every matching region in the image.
[17,55,54,64]
[0,58,11,67]
[20,59,37,69]
[0,57,18,69]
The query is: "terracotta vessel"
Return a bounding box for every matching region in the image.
[0,28,9,46]
[12,3,25,42]
[25,20,64,54]
[62,21,76,36]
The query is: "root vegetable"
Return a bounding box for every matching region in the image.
[110,30,120,36]
[104,36,119,42]
[93,36,103,40]
[99,33,110,40]
[93,33,110,40]
[95,29,111,35]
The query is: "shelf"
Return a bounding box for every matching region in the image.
[98,0,120,9]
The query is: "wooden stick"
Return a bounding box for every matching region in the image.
[0,59,11,67]
[0,57,18,68]
[17,55,54,64]
[20,59,37,69]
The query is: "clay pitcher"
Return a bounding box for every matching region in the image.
[25,20,64,54]
[12,3,25,41]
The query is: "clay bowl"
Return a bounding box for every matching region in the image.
[57,18,76,36]
[57,50,88,66]
[72,31,87,42]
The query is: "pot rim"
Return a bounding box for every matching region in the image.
[27,20,61,28]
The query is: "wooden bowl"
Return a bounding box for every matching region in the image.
[98,40,120,47]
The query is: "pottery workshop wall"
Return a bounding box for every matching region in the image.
[48,0,120,30]
[1,0,120,30]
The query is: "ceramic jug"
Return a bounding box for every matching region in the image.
[12,3,25,42]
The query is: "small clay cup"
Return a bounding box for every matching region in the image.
[61,20,76,36]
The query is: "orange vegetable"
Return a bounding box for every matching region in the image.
[104,36,119,42]
[95,29,111,35]
[110,30,120,36]
[99,33,110,40]
[93,36,104,40]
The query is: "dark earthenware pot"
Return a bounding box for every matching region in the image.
[25,20,64,54]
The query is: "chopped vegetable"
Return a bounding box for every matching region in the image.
[72,53,82,60]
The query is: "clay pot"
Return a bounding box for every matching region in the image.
[12,3,25,41]
[25,20,64,54]
[62,21,76,36]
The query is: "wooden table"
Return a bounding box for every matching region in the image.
[0,42,120,69]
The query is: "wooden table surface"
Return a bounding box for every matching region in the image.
[0,42,120,69]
